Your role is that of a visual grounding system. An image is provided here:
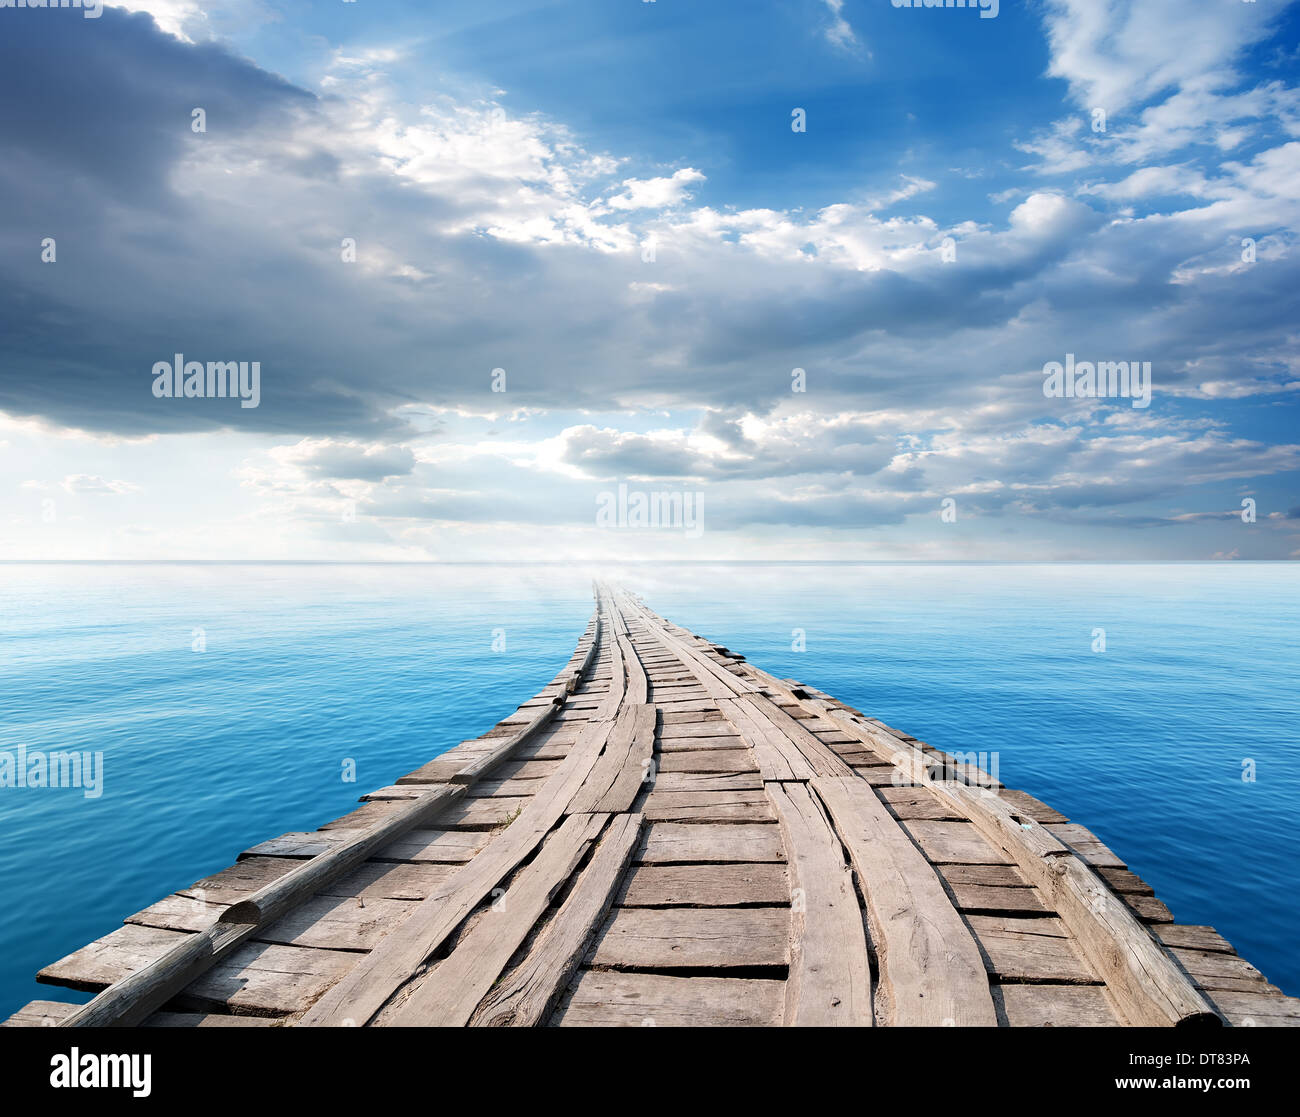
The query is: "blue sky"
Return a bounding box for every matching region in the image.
[1,0,1298,560]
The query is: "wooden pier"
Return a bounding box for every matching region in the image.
[7,584,1298,1028]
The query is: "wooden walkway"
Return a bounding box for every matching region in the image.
[8,584,1299,1028]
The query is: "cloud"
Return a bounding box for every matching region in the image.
[604,169,705,211]
[822,0,861,51]
[1,5,1298,560]
[276,439,418,482]
[1039,0,1290,112]
[60,474,140,495]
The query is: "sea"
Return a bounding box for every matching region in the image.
[1,561,1296,1017]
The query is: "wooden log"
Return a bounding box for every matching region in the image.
[450,697,565,785]
[60,783,467,1027]
[220,784,465,927]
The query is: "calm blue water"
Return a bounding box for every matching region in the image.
[1,562,1296,1018]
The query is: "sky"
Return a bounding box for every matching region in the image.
[1,0,1298,561]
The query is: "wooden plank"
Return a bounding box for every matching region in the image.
[1125,893,1174,923]
[994,984,1121,1027]
[383,813,610,1026]
[659,709,724,724]
[1203,990,1300,1026]
[3,1000,79,1027]
[949,883,1048,914]
[452,696,564,784]
[719,696,810,780]
[642,789,774,823]
[637,822,785,864]
[472,813,644,1027]
[658,721,746,740]
[744,694,855,778]
[439,796,531,828]
[655,749,757,774]
[618,863,789,907]
[1171,948,1276,994]
[1155,925,1234,955]
[935,863,1030,889]
[651,770,763,794]
[1044,823,1126,869]
[588,906,788,969]
[1097,866,1155,894]
[877,787,965,821]
[621,634,649,705]
[767,782,872,1026]
[555,971,784,1027]
[901,820,1010,866]
[656,733,747,753]
[567,703,657,814]
[966,915,1097,983]
[996,789,1068,825]
[40,924,359,1017]
[813,776,996,1026]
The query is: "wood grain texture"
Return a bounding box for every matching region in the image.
[813,776,997,1027]
[767,782,872,1026]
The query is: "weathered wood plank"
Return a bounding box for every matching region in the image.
[588,906,788,969]
[655,749,757,774]
[966,915,1096,983]
[567,703,657,814]
[636,822,785,864]
[642,789,774,823]
[901,820,1011,866]
[994,984,1122,1027]
[768,782,872,1026]
[383,813,610,1026]
[813,776,997,1026]
[555,972,784,1027]
[950,884,1049,914]
[1202,990,1300,1026]
[472,813,644,1027]
[1155,925,1234,955]
[618,862,789,907]
[658,721,747,740]
[39,924,359,1017]
[650,770,764,794]
[129,894,418,952]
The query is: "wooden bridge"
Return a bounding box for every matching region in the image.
[7,584,1298,1028]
